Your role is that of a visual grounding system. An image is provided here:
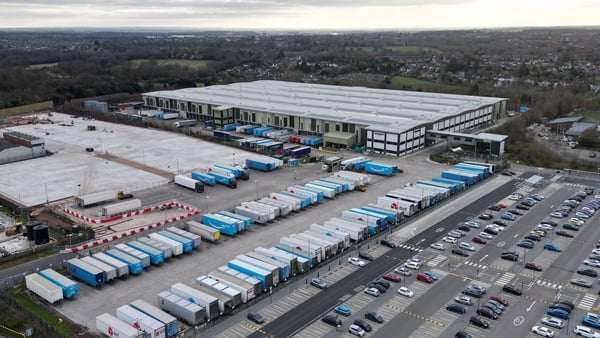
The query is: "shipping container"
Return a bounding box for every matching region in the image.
[136,236,173,259]
[96,313,140,338]
[170,283,219,321]
[126,241,165,265]
[38,268,78,299]
[25,273,63,304]
[105,249,144,275]
[165,227,202,250]
[157,291,205,326]
[101,199,142,217]
[116,304,166,338]
[79,256,117,283]
[76,190,115,208]
[92,252,130,278]
[148,233,184,256]
[67,258,105,287]
[115,243,151,268]
[186,221,221,243]
[130,299,178,337]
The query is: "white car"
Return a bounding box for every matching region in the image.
[394,267,412,276]
[550,212,564,218]
[584,259,600,267]
[574,325,600,338]
[485,224,504,232]
[459,242,476,251]
[537,223,553,231]
[465,220,481,228]
[404,261,420,270]
[479,232,493,240]
[576,212,591,219]
[398,286,414,298]
[541,316,564,329]
[442,236,458,244]
[448,230,464,238]
[407,257,422,265]
[592,248,600,256]
[348,257,366,267]
[430,243,445,250]
[364,287,380,297]
[508,194,521,201]
[531,325,554,337]
[570,218,585,226]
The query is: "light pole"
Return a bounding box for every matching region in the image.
[232,153,236,166]
[44,182,49,204]
[77,184,81,196]
[205,196,210,213]
[254,180,259,199]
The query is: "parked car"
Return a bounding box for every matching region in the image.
[446,303,466,314]
[490,295,509,306]
[555,230,574,238]
[472,236,487,244]
[382,272,402,282]
[348,257,366,267]
[524,234,542,241]
[563,223,580,231]
[456,331,473,338]
[452,248,470,257]
[416,272,434,284]
[578,268,599,277]
[517,240,534,249]
[322,315,342,327]
[348,324,366,337]
[502,284,523,296]
[404,261,421,270]
[479,213,494,220]
[584,259,600,267]
[430,243,445,250]
[459,242,476,251]
[367,283,386,294]
[531,325,555,337]
[571,278,593,288]
[487,299,505,310]
[573,325,600,337]
[457,225,471,232]
[525,262,543,271]
[479,232,493,239]
[334,305,351,316]
[397,286,414,298]
[516,204,530,210]
[448,230,465,238]
[353,319,372,332]
[541,220,558,227]
[358,251,375,261]
[541,316,564,329]
[247,312,265,324]
[488,205,501,211]
[423,271,438,281]
[469,316,490,329]
[493,220,508,227]
[582,316,600,329]
[537,223,553,231]
[508,209,523,215]
[364,311,384,323]
[394,267,412,276]
[476,307,498,319]
[550,212,564,218]
[364,287,381,297]
[443,236,458,244]
[501,252,519,261]
[455,295,473,305]
[465,220,481,228]
[546,308,569,319]
[483,227,499,235]
[380,239,397,248]
[501,213,516,221]
[462,288,484,298]
[483,302,503,315]
[310,277,327,289]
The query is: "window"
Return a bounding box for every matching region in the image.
[349,124,355,133]
[310,119,316,131]
[251,113,256,122]
[342,123,348,133]
[335,124,340,132]
[325,123,330,133]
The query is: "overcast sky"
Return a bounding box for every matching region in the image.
[1,0,599,30]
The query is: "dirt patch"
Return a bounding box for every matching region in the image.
[31,206,75,232]
[96,152,174,179]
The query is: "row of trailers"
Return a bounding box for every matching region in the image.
[63,227,202,289]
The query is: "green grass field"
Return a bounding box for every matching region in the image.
[348,46,440,54]
[579,111,600,119]
[389,75,436,87]
[130,59,211,70]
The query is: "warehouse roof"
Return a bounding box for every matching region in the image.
[145,81,506,134]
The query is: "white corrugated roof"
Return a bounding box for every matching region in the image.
[145,80,506,133]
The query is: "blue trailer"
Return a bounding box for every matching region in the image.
[278,191,311,208]
[416,179,456,194]
[202,214,239,236]
[304,183,336,199]
[191,172,217,186]
[309,180,340,195]
[283,187,317,205]
[441,169,478,185]
[223,122,241,131]
[235,255,280,286]
[39,268,78,299]
[126,241,165,265]
[157,230,194,253]
[431,177,466,191]
[290,146,311,158]
[105,249,144,275]
[227,259,273,292]
[245,158,278,172]
[360,205,399,224]
[350,159,373,171]
[244,252,291,282]
[213,130,230,139]
[340,210,380,235]
[213,164,250,180]
[318,178,349,192]
[453,163,488,179]
[217,210,252,230]
[288,186,322,203]
[207,171,237,188]
[363,162,398,176]
[349,208,388,229]
[67,258,105,287]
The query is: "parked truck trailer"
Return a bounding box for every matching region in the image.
[165,227,202,250]
[76,190,115,208]
[25,273,63,304]
[234,205,269,225]
[148,233,184,256]
[192,281,236,314]
[202,214,239,236]
[130,299,178,338]
[174,175,205,193]
[92,252,130,278]
[79,256,118,283]
[136,236,173,259]
[101,199,142,217]
[38,268,78,299]
[191,171,217,186]
[216,210,252,230]
[157,291,206,326]
[170,282,220,321]
[207,271,255,304]
[254,247,300,276]
[227,259,273,292]
[67,258,105,287]
[196,276,243,308]
[244,251,291,282]
[115,243,151,268]
[126,241,165,265]
[105,249,144,275]
[95,313,140,338]
[116,304,166,338]
[216,266,262,299]
[186,221,221,243]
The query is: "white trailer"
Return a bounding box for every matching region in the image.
[377,196,417,217]
[165,226,202,249]
[234,206,269,225]
[137,236,173,259]
[258,198,291,216]
[175,119,198,128]
[293,232,338,257]
[130,299,178,338]
[254,247,300,276]
[308,224,351,249]
[157,291,206,326]
[186,221,221,243]
[80,256,117,282]
[92,252,129,278]
[196,276,243,308]
[174,175,204,193]
[234,255,280,286]
[96,313,140,338]
[115,243,151,268]
[324,217,367,241]
[217,266,263,297]
[280,236,323,263]
[241,202,276,220]
[286,186,319,204]
[304,183,335,199]
[268,192,301,211]
[148,233,184,256]
[77,190,115,208]
[101,199,142,216]
[260,196,296,214]
[116,304,166,338]
[333,170,372,184]
[25,273,63,304]
[171,282,220,321]
[206,271,255,303]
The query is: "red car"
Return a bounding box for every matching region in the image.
[382,272,401,283]
[416,272,433,284]
[490,295,509,306]
[496,203,508,208]
[472,237,487,244]
[525,262,543,271]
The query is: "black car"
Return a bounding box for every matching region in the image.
[501,252,519,261]
[452,248,470,257]
[479,213,494,220]
[476,307,498,319]
[493,220,508,227]
[247,312,265,324]
[555,299,575,310]
[524,234,542,242]
[457,225,471,232]
[322,315,342,327]
[502,284,523,296]
[548,303,572,313]
[358,251,374,261]
[380,239,397,248]
[516,204,530,210]
[367,283,387,293]
[469,316,490,329]
[541,220,558,227]
[456,331,473,338]
[365,311,384,323]
[447,303,467,314]
[488,205,501,211]
[353,319,372,332]
[462,288,484,298]
[508,209,523,215]
[577,268,599,277]
[556,230,575,238]
[483,228,499,235]
[372,280,391,290]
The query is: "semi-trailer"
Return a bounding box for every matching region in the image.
[304,183,335,199]
[25,273,63,304]
[214,213,245,233]
[223,122,241,131]
[245,158,278,172]
[363,162,398,176]
[174,175,205,193]
[320,177,353,191]
[259,198,291,216]
[101,199,142,217]
[233,205,269,225]
[289,146,311,158]
[355,206,395,225]
[413,183,450,199]
[243,251,291,282]
[376,196,417,217]
[130,299,178,338]
[403,186,440,204]
[38,268,78,299]
[227,259,273,292]
[347,158,373,171]
[175,119,198,128]
[165,227,202,249]
[170,282,220,321]
[292,233,337,257]
[79,256,118,283]
[241,202,277,220]
[340,157,366,170]
[416,179,456,194]
[202,214,239,236]
[277,191,311,208]
[105,249,144,275]
[216,266,262,299]
[302,230,345,253]
[462,161,496,174]
[157,112,179,120]
[67,258,105,287]
[341,210,382,234]
[308,224,351,249]
[216,211,252,230]
[95,313,140,338]
[288,185,323,203]
[363,204,403,224]
[206,171,237,189]
[148,232,184,256]
[116,304,166,338]
[308,180,340,195]
[196,276,242,309]
[92,252,130,278]
[254,247,300,276]
[274,244,317,269]
[126,241,165,265]
[190,283,234,315]
[385,190,427,210]
[323,218,367,241]
[115,243,151,268]
[431,177,466,191]
[268,192,302,211]
[207,271,254,304]
[281,188,316,205]
[316,178,347,193]
[212,164,250,180]
[190,172,217,186]
[136,236,173,259]
[441,169,478,185]
[76,190,115,208]
[186,221,221,243]
[333,170,372,184]
[157,291,206,326]
[279,236,323,263]
[234,255,280,286]
[154,231,194,253]
[453,163,489,178]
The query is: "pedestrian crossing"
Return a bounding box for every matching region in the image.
[579,293,598,311]
[463,260,488,271]
[536,279,562,289]
[397,243,424,252]
[427,255,447,267]
[495,272,516,286]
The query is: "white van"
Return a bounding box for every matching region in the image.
[459,242,476,251]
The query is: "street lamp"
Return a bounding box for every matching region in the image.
[254,180,259,199]
[232,153,236,166]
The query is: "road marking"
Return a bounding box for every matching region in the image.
[513,234,519,238]
[497,241,505,248]
[527,300,536,312]
[479,254,488,262]
[416,239,425,246]
[411,227,417,236]
[436,227,445,233]
[514,316,524,326]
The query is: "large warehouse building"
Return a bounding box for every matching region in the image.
[142,80,508,157]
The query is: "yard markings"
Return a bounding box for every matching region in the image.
[578,293,598,311]
[427,255,447,267]
[495,272,516,286]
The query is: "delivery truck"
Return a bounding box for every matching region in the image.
[115,243,151,268]
[25,273,63,304]
[165,227,202,250]
[148,233,184,256]
[130,299,178,338]
[92,252,130,278]
[67,258,105,287]
[206,171,237,189]
[79,256,118,283]
[136,236,173,259]
[95,313,140,338]
[105,249,144,275]
[116,304,166,338]
[38,268,78,299]
[186,221,221,243]
[170,282,220,321]
[157,291,206,326]
[126,241,165,265]
[174,175,204,193]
